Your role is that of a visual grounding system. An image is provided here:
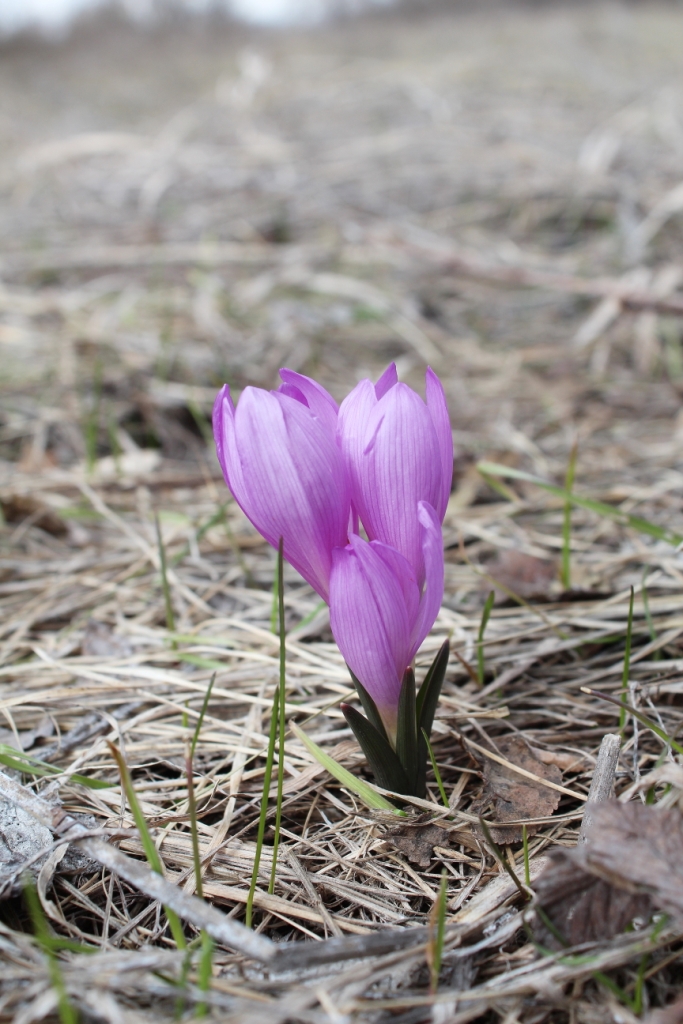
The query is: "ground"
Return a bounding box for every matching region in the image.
[1,2,683,1022]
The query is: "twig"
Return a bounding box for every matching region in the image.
[0,768,275,963]
[577,733,621,845]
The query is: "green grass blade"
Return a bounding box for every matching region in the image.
[479,817,530,901]
[477,591,495,686]
[581,687,683,757]
[477,461,683,547]
[23,878,79,1024]
[422,729,448,808]
[190,672,216,759]
[0,744,112,789]
[155,513,176,634]
[196,930,214,1017]
[429,868,448,993]
[108,742,186,949]
[619,587,635,734]
[290,722,403,814]
[561,442,577,591]
[246,656,280,926]
[522,824,530,889]
[185,749,203,901]
[269,538,287,895]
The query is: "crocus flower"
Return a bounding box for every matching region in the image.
[213,381,350,601]
[337,365,453,587]
[329,500,444,741]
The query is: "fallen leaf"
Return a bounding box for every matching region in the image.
[581,800,683,927]
[384,817,452,869]
[470,735,562,843]
[532,847,652,949]
[532,801,683,949]
[486,549,557,603]
[0,493,67,537]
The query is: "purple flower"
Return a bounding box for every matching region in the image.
[213,379,350,601]
[329,501,444,740]
[337,365,453,586]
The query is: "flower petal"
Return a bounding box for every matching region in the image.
[226,387,349,600]
[374,362,398,399]
[337,377,378,526]
[212,385,250,511]
[330,536,412,734]
[279,368,339,438]
[356,383,441,584]
[409,501,445,660]
[425,367,453,519]
[371,541,420,628]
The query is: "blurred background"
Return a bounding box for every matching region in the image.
[2,0,683,499]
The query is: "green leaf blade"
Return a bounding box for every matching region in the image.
[341,703,410,794]
[396,668,418,794]
[290,722,403,814]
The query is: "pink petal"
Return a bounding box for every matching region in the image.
[217,387,350,600]
[212,385,250,512]
[278,368,339,438]
[371,540,420,628]
[330,536,413,733]
[374,362,398,399]
[409,502,445,660]
[357,383,441,584]
[425,368,453,520]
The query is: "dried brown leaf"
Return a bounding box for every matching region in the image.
[470,735,562,843]
[532,847,652,949]
[582,801,683,927]
[0,493,67,536]
[383,817,453,869]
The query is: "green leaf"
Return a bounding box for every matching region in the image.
[108,742,187,949]
[341,704,410,794]
[290,722,403,814]
[0,744,112,789]
[347,668,389,744]
[396,668,418,794]
[415,641,450,800]
[477,461,683,547]
[416,640,450,736]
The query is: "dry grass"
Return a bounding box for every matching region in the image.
[1,3,683,1021]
